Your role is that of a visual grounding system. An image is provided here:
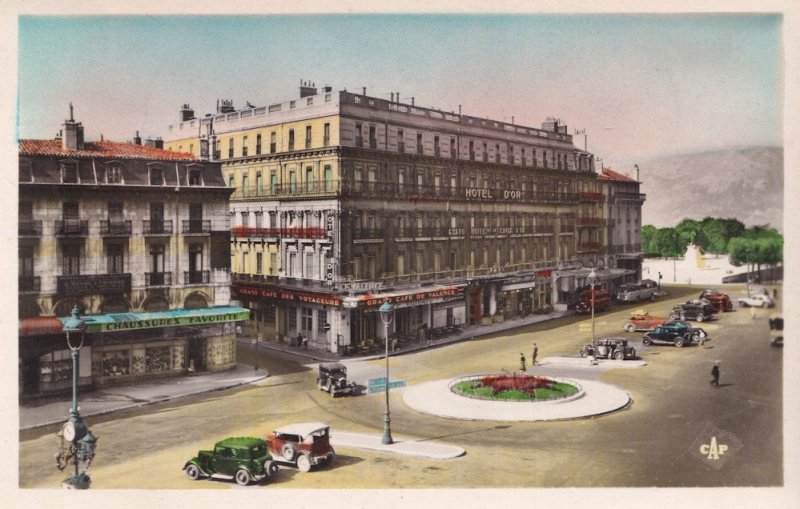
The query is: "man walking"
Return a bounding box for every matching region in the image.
[519,353,527,373]
[532,343,539,366]
[710,361,720,388]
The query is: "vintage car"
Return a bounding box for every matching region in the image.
[643,322,708,347]
[699,289,733,312]
[769,314,783,347]
[616,280,659,303]
[738,294,775,308]
[624,310,668,332]
[266,422,335,472]
[579,337,637,360]
[317,362,357,397]
[575,287,611,314]
[183,437,278,486]
[669,300,716,322]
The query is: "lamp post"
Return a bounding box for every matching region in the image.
[378,300,394,445]
[588,269,598,344]
[57,306,97,489]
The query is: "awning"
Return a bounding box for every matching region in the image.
[343,284,466,309]
[58,306,250,333]
[19,316,65,337]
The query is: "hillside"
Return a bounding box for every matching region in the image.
[638,146,783,231]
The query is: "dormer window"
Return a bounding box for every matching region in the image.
[19,160,33,183]
[150,167,164,185]
[107,164,123,184]
[188,168,202,186]
[61,162,79,183]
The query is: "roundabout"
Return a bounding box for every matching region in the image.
[403,375,631,421]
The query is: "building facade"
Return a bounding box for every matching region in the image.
[599,167,646,279]
[18,108,245,397]
[164,84,642,354]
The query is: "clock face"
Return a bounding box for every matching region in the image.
[62,421,76,442]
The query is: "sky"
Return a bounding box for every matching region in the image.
[16,13,782,170]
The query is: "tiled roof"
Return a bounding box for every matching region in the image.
[598,167,638,182]
[19,139,196,161]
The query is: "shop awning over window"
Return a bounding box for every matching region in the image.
[19,316,65,337]
[56,306,250,333]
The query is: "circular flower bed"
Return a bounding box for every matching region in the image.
[451,374,580,402]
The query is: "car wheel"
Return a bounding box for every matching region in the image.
[296,454,312,473]
[696,315,704,323]
[762,301,768,308]
[264,460,279,478]
[185,464,200,480]
[614,351,625,361]
[580,350,588,358]
[235,468,252,486]
[323,451,335,466]
[674,337,685,348]
[625,324,635,333]
[740,301,748,307]
[642,337,652,346]
[282,443,297,461]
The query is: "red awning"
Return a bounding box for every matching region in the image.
[19,317,64,337]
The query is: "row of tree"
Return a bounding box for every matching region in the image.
[641,218,783,271]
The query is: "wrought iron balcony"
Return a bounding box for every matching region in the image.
[182,220,211,234]
[184,270,210,285]
[145,272,172,286]
[579,191,605,202]
[19,275,40,293]
[19,220,42,237]
[54,219,88,236]
[231,226,327,239]
[100,219,132,236]
[143,219,173,235]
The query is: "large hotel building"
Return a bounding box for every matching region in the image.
[164,83,644,354]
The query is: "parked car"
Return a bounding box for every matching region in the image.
[266,422,335,472]
[317,362,357,397]
[575,287,611,314]
[738,294,775,308]
[624,309,668,332]
[670,300,715,322]
[616,280,659,303]
[579,337,637,360]
[183,437,278,486]
[769,314,783,347]
[699,289,733,312]
[643,322,708,347]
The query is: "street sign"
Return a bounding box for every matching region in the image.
[367,380,407,393]
[322,322,331,332]
[368,377,388,387]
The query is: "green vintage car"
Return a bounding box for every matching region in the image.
[184,437,279,486]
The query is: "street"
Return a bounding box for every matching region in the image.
[19,285,782,488]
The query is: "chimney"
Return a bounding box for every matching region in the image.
[459,105,462,115]
[299,80,318,98]
[390,92,394,102]
[180,103,195,121]
[133,131,142,145]
[62,102,84,150]
[323,85,332,93]
[411,97,415,106]
[100,134,104,141]
[634,164,640,181]
[217,99,235,114]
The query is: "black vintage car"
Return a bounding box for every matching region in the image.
[317,362,357,397]
[669,300,716,322]
[183,437,278,486]
[642,322,708,347]
[579,337,637,360]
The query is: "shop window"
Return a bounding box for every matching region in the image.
[103,350,130,377]
[39,350,72,384]
[288,309,298,330]
[146,346,171,373]
[263,305,276,325]
[301,307,313,332]
[317,310,328,332]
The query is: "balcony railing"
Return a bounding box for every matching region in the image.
[19,275,40,292]
[232,273,279,284]
[100,219,132,236]
[578,242,600,252]
[182,220,211,234]
[579,191,605,202]
[613,192,647,201]
[19,220,42,237]
[184,270,210,285]
[231,226,327,239]
[578,217,606,226]
[143,219,173,235]
[55,219,88,236]
[145,272,172,286]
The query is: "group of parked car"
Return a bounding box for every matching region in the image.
[183,422,336,486]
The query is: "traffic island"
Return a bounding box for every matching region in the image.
[403,375,631,421]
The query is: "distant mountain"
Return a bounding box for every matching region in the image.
[638,146,783,231]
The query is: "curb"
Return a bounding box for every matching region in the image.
[331,431,466,460]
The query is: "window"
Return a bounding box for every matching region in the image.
[256,172,263,193]
[306,166,313,192]
[369,125,377,149]
[509,146,515,164]
[288,309,297,330]
[323,165,333,191]
[256,134,262,155]
[521,148,526,166]
[188,244,203,276]
[62,244,80,275]
[228,138,234,158]
[19,244,34,280]
[188,168,202,186]
[304,251,314,278]
[107,164,122,184]
[256,252,263,274]
[482,141,488,162]
[242,136,248,157]
[189,203,203,231]
[495,144,500,163]
[150,244,165,275]
[228,174,235,188]
[469,140,475,161]
[450,137,456,159]
[398,129,405,153]
[241,211,249,228]
[288,129,295,151]
[270,172,278,193]
[355,124,363,148]
[305,125,312,149]
[107,244,124,274]
[323,123,330,146]
[19,161,33,182]
[416,132,423,154]
[289,171,297,193]
[317,310,328,333]
[255,212,263,228]
[61,162,79,183]
[270,252,278,275]
[270,132,277,153]
[434,136,440,157]
[242,174,249,194]
[150,167,164,185]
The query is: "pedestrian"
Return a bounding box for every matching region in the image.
[773,288,778,300]
[710,361,720,388]
[519,353,527,373]
[750,305,756,320]
[698,332,706,348]
[296,332,304,349]
[532,343,539,366]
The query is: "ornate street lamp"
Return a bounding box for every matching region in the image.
[56,306,97,489]
[378,300,394,445]
[588,269,598,345]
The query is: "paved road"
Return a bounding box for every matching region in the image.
[19,285,782,489]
